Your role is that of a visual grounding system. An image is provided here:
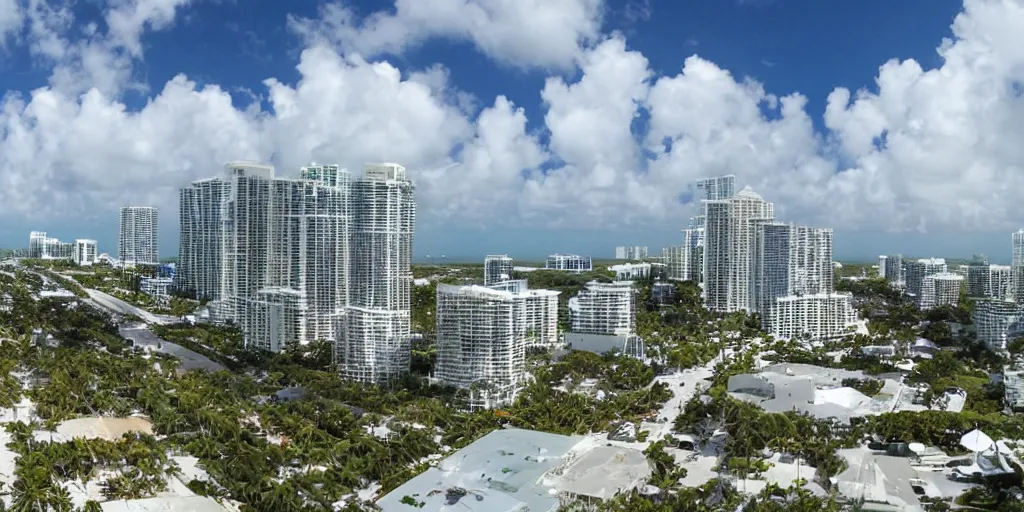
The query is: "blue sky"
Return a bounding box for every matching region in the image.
[0,0,1019,263]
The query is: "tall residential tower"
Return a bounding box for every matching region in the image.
[119,206,159,266]
[703,186,774,312]
[338,163,416,384]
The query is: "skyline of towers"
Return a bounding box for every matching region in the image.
[177,161,415,383]
[118,206,159,266]
[692,178,857,341]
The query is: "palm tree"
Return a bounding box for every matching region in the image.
[80,500,103,512]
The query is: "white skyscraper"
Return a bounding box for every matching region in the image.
[1014,230,1024,267]
[484,254,514,286]
[991,265,1013,301]
[182,162,350,353]
[243,166,350,352]
[690,175,736,233]
[754,223,833,315]
[180,161,414,378]
[879,254,904,285]
[119,206,159,266]
[703,187,774,313]
[752,221,856,340]
[435,282,559,409]
[177,178,228,301]
[216,163,276,321]
[1013,230,1024,303]
[339,163,416,384]
[28,231,46,258]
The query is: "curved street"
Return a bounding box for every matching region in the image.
[84,288,177,325]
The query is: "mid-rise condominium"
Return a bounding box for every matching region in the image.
[73,239,98,266]
[338,163,416,384]
[119,206,159,266]
[483,254,514,286]
[878,254,904,285]
[28,231,74,261]
[546,253,592,272]
[920,272,964,310]
[770,293,858,341]
[904,258,947,305]
[434,281,559,409]
[974,299,1024,351]
[615,246,648,260]
[569,281,637,336]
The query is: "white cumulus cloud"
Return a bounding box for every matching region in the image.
[0,0,22,42]
[288,0,604,71]
[1,0,1024,241]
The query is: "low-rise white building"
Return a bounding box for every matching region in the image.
[609,263,651,281]
[769,292,858,341]
[139,276,174,304]
[920,272,964,310]
[569,281,636,337]
[1005,368,1024,411]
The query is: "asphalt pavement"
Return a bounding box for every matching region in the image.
[119,326,225,373]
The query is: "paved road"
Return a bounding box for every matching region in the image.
[85,288,177,325]
[119,326,225,373]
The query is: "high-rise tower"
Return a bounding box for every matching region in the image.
[119,206,159,266]
[703,186,774,312]
[339,163,416,384]
[177,178,227,300]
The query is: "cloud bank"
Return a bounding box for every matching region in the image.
[1,0,1023,237]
